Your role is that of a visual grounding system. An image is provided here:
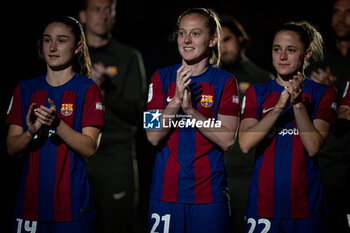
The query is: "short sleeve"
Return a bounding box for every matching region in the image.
[241,86,258,120]
[146,71,165,110]
[340,77,350,107]
[218,76,240,116]
[6,84,23,127]
[81,83,105,128]
[314,86,337,125]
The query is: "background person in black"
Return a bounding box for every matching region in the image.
[219,13,274,100]
[305,0,350,232]
[78,0,147,232]
[337,76,350,230]
[218,13,274,233]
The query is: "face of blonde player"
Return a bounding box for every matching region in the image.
[220,26,241,65]
[42,22,79,71]
[272,30,306,80]
[177,13,215,65]
[332,0,350,40]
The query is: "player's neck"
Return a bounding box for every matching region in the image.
[276,76,291,87]
[46,67,75,87]
[276,71,304,87]
[182,59,209,76]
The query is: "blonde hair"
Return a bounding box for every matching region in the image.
[175,8,222,67]
[275,20,324,70]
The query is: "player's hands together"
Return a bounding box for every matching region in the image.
[26,103,42,136]
[174,65,192,105]
[182,87,193,115]
[286,72,304,105]
[275,89,290,112]
[33,98,61,129]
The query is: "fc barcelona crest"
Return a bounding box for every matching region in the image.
[200,95,213,108]
[61,104,73,116]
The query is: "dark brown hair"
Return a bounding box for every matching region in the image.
[37,16,92,77]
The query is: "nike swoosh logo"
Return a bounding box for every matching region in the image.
[167,96,172,102]
[262,107,274,114]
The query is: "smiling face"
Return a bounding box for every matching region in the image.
[42,22,80,71]
[272,30,309,80]
[177,13,217,65]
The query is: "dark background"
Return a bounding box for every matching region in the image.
[0,0,336,231]
[0,0,335,117]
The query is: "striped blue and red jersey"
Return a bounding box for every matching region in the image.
[241,78,337,219]
[6,74,105,222]
[147,64,239,204]
[341,76,350,106]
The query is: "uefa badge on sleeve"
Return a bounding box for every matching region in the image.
[143,110,161,129]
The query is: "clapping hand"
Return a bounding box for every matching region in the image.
[286,72,304,105]
[174,65,192,105]
[33,98,60,129]
[26,103,42,136]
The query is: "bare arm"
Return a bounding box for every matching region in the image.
[7,123,101,159]
[181,88,237,151]
[55,121,101,159]
[190,112,238,151]
[7,99,101,159]
[288,72,330,156]
[145,100,181,146]
[7,125,35,156]
[146,65,192,146]
[239,89,290,153]
[7,102,42,156]
[39,98,101,159]
[293,103,330,156]
[239,107,284,153]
